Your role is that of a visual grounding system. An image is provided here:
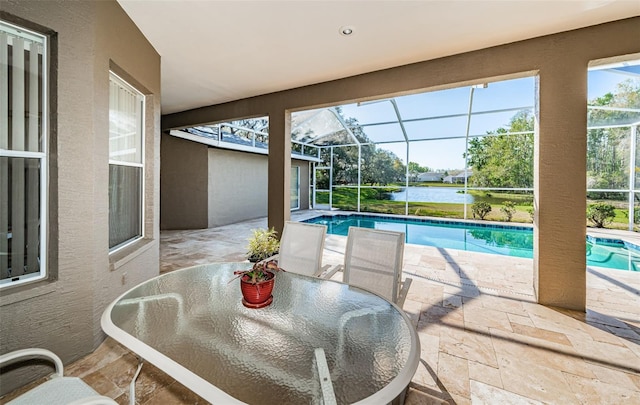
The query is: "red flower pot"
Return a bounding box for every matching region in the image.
[240,271,275,308]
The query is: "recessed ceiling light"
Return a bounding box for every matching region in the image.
[339,26,355,36]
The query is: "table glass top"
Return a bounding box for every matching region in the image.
[108,262,416,404]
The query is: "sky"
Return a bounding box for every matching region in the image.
[329,61,640,172]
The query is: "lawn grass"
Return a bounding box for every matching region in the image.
[316,187,637,229]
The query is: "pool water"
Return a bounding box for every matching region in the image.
[304,214,640,272]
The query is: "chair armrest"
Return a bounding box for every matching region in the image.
[321,264,342,280]
[396,277,413,309]
[258,254,279,265]
[0,348,64,378]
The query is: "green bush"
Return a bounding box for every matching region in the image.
[471,201,492,220]
[246,227,280,262]
[500,201,517,222]
[587,203,616,228]
[527,207,534,221]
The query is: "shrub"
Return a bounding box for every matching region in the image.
[527,207,534,222]
[246,227,280,262]
[471,201,492,220]
[586,203,616,228]
[500,201,517,222]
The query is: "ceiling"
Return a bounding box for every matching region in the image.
[117,1,640,115]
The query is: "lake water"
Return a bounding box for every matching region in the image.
[390,186,474,204]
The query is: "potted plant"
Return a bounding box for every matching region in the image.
[246,227,280,262]
[232,260,282,308]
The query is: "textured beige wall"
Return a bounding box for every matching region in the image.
[208,149,268,227]
[160,134,209,230]
[160,134,311,228]
[0,0,160,393]
[163,17,640,310]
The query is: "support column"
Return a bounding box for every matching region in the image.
[267,110,291,237]
[534,63,587,311]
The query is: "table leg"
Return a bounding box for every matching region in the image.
[129,359,144,405]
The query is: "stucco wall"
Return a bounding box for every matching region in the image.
[208,149,268,227]
[0,0,160,394]
[163,17,640,311]
[159,134,311,229]
[160,134,209,230]
[207,151,310,227]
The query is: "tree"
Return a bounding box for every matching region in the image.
[586,79,640,196]
[466,110,534,188]
[319,113,406,186]
[587,203,616,228]
[361,149,405,185]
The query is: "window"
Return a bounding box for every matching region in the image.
[0,20,48,288]
[291,166,300,210]
[109,72,144,250]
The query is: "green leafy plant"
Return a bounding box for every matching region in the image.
[232,260,282,285]
[246,227,280,262]
[500,201,516,222]
[471,201,492,220]
[587,203,616,228]
[527,207,535,222]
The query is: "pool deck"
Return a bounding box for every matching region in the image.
[3,210,638,404]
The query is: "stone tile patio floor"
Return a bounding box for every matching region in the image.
[2,211,639,404]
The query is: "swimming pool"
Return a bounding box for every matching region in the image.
[304,214,640,272]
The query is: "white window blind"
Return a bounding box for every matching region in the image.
[109,72,144,250]
[0,20,48,288]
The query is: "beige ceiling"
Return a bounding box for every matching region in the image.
[117,0,640,115]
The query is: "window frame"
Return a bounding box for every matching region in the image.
[108,71,145,253]
[291,166,300,210]
[0,18,49,290]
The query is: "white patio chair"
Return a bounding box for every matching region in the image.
[272,221,328,277]
[0,348,118,405]
[342,227,412,308]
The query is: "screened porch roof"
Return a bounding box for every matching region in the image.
[175,61,640,150]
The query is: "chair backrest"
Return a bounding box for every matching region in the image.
[277,221,327,277]
[343,227,405,303]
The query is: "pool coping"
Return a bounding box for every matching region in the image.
[303,211,640,252]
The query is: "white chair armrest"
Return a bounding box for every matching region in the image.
[0,348,64,378]
[396,277,413,309]
[321,264,342,280]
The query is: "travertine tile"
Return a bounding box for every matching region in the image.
[436,352,470,399]
[441,292,462,309]
[405,386,454,405]
[468,361,503,389]
[563,372,640,404]
[463,304,513,332]
[490,327,595,379]
[586,362,640,392]
[140,381,208,404]
[496,353,580,404]
[439,327,498,367]
[509,323,572,346]
[507,312,535,327]
[470,380,544,405]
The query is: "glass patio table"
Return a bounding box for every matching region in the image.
[101,262,420,405]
